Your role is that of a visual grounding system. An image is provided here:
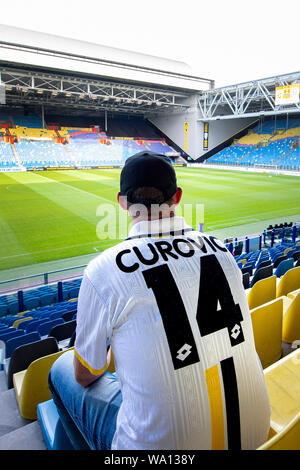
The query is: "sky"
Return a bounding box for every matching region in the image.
[0,0,299,88]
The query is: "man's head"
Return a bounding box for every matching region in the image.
[117,151,182,222]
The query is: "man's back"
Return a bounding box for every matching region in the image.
[75,217,271,450]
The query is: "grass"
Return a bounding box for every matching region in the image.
[0,167,299,271]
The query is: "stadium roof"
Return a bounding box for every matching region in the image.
[198,71,300,120]
[0,25,215,117]
[0,25,214,92]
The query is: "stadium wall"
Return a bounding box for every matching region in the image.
[149,95,200,159]
[149,103,257,161]
[196,117,258,161]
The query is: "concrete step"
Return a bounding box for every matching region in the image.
[0,388,31,438]
[0,421,47,450]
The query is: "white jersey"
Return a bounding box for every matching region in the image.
[75,216,271,450]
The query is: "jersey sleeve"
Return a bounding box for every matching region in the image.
[74,273,111,376]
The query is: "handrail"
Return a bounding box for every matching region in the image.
[0,264,87,286]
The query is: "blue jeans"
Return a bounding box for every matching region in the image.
[48,350,122,450]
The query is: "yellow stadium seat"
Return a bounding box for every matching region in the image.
[276,266,300,298]
[250,297,283,369]
[12,317,33,329]
[239,258,247,266]
[282,292,300,344]
[263,347,300,434]
[287,288,300,300]
[284,247,293,256]
[247,275,277,310]
[16,311,30,317]
[13,348,74,420]
[257,413,300,450]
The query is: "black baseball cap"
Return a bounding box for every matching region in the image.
[120,151,178,206]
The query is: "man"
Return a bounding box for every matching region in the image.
[48,151,271,450]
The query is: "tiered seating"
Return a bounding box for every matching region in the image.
[0,278,81,317]
[10,128,57,140]
[208,117,300,169]
[68,138,123,166]
[66,133,176,167]
[14,140,73,168]
[207,144,255,165]
[0,112,178,169]
[144,140,175,154]
[0,142,18,168]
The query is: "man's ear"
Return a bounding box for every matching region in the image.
[117,192,128,210]
[173,187,183,205]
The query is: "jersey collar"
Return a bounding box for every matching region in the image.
[127,216,194,240]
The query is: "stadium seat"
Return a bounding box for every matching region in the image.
[292,251,300,262]
[37,399,74,450]
[5,332,41,359]
[38,319,64,337]
[250,265,273,288]
[284,247,293,256]
[287,288,300,300]
[250,297,283,369]
[14,316,33,329]
[48,320,76,343]
[24,318,51,334]
[0,329,24,343]
[274,258,294,278]
[256,259,272,270]
[276,266,300,297]
[37,350,115,450]
[6,337,59,389]
[241,265,253,277]
[263,347,300,434]
[282,292,300,344]
[247,275,276,310]
[13,347,74,420]
[242,273,250,289]
[68,331,76,348]
[61,310,77,322]
[273,255,288,269]
[257,413,300,450]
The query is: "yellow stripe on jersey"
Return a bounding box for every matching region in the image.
[205,365,225,450]
[74,348,108,376]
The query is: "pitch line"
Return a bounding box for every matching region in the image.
[0,239,119,261]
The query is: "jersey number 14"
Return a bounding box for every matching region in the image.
[142,254,245,371]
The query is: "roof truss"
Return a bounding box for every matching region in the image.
[198,71,300,120]
[0,66,191,115]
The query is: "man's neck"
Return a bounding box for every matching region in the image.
[130,212,175,227]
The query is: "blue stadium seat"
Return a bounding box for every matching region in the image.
[37,399,74,450]
[5,332,41,358]
[274,258,295,278]
[0,329,25,343]
[24,319,51,334]
[38,319,64,337]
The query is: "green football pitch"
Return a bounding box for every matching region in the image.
[0,167,299,272]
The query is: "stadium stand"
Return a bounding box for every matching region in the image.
[207,117,300,170]
[0,142,18,169]
[0,112,178,170]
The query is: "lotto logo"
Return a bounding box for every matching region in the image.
[177,344,192,362]
[231,324,241,340]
